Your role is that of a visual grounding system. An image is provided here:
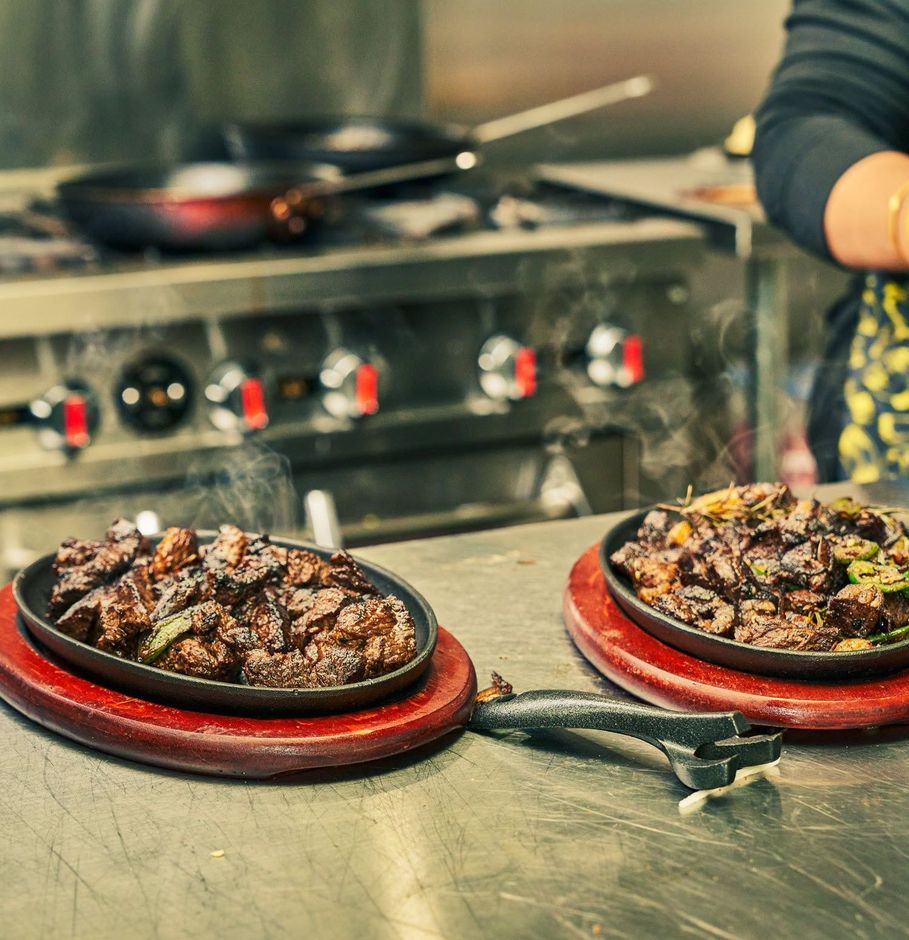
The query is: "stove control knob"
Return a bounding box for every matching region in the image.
[320,350,379,420]
[205,362,269,433]
[30,381,100,452]
[585,324,645,389]
[477,335,537,402]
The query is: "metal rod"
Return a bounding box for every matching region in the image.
[470,74,655,145]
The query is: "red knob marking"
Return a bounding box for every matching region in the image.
[622,334,645,384]
[355,363,379,416]
[63,394,89,449]
[240,378,269,430]
[514,347,537,398]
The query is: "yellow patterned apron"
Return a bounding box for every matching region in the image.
[839,274,909,481]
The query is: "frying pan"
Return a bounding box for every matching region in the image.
[600,509,909,680]
[56,75,654,251]
[14,530,780,790]
[224,75,655,173]
[55,161,345,251]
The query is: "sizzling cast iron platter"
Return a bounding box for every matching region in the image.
[14,534,437,716]
[599,509,909,680]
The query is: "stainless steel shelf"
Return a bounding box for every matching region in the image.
[0,218,704,339]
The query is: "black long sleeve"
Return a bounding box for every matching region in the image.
[753,0,909,260]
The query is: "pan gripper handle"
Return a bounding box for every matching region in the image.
[469,689,782,791]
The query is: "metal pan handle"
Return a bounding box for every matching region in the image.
[469,689,782,790]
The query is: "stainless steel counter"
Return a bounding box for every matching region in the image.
[3,482,909,939]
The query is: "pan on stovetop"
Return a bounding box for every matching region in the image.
[13,533,438,716]
[600,509,909,680]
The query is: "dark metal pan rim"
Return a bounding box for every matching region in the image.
[600,508,909,674]
[56,161,344,204]
[225,115,472,141]
[13,531,437,701]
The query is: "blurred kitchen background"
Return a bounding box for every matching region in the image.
[0,0,847,573]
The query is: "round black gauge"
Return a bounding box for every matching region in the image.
[116,356,193,433]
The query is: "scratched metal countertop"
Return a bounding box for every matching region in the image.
[3,481,909,939]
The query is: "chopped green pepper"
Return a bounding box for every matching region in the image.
[138,610,193,664]
[867,624,909,646]
[847,559,909,592]
[833,537,879,564]
[830,497,863,516]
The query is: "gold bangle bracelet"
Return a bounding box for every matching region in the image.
[887,178,909,264]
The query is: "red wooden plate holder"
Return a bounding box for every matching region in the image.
[564,545,909,730]
[0,585,476,777]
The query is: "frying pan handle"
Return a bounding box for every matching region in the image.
[469,690,782,790]
[470,74,655,145]
[273,153,481,221]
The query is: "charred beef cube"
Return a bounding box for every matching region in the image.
[288,587,353,649]
[151,528,199,581]
[332,594,417,677]
[152,571,211,622]
[881,591,909,631]
[202,524,247,571]
[782,590,826,616]
[776,500,823,547]
[636,511,674,546]
[824,583,884,638]
[209,563,271,606]
[244,595,290,653]
[609,540,647,577]
[283,587,316,619]
[53,537,103,572]
[242,649,314,688]
[285,549,333,588]
[679,536,743,599]
[652,585,734,636]
[49,519,149,616]
[780,539,841,593]
[312,647,367,686]
[325,551,376,596]
[627,555,679,604]
[49,567,106,619]
[55,586,106,641]
[156,636,238,681]
[735,600,840,651]
[94,575,155,657]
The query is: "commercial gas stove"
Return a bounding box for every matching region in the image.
[0,172,745,574]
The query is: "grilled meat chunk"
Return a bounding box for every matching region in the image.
[325,550,376,596]
[285,549,333,588]
[735,600,840,651]
[653,585,734,636]
[203,524,247,571]
[781,590,826,616]
[49,518,148,616]
[824,583,884,638]
[153,570,212,622]
[156,636,238,681]
[242,649,313,688]
[151,528,199,581]
[627,555,679,604]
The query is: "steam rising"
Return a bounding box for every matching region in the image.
[183,440,300,536]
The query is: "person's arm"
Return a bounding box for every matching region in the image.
[753,0,909,269]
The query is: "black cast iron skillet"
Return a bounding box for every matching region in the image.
[56,161,346,251]
[225,116,469,174]
[14,532,781,790]
[223,75,655,175]
[14,533,437,716]
[601,509,909,680]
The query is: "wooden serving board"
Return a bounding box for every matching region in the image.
[0,585,476,777]
[564,545,909,730]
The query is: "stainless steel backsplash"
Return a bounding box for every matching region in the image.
[0,0,787,169]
